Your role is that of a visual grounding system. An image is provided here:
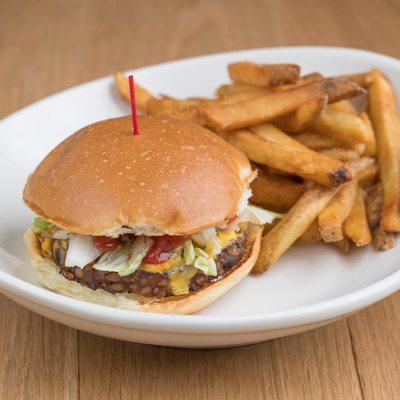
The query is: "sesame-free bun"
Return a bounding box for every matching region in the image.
[24,225,261,314]
[23,115,253,236]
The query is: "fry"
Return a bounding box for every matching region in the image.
[318,179,358,242]
[359,112,377,156]
[114,72,155,112]
[297,220,321,245]
[311,108,377,155]
[228,124,351,186]
[368,69,400,232]
[297,72,323,85]
[275,95,328,133]
[203,79,365,131]
[253,186,338,272]
[319,147,360,162]
[343,187,372,246]
[332,237,352,254]
[168,106,205,125]
[228,62,300,86]
[293,130,342,150]
[365,184,396,250]
[250,170,306,213]
[215,83,262,97]
[328,100,357,115]
[146,98,200,114]
[335,72,370,88]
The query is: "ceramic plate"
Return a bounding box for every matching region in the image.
[1,46,400,348]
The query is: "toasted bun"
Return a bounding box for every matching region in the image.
[24,226,262,314]
[23,115,253,236]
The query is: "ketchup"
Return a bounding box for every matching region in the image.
[93,236,121,252]
[143,235,189,264]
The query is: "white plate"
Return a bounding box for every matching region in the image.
[1,46,400,348]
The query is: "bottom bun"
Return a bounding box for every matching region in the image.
[24,226,262,314]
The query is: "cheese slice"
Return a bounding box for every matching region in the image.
[140,254,183,273]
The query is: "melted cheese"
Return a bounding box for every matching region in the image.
[217,230,239,248]
[140,255,182,273]
[168,266,198,296]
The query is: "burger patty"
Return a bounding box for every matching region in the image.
[53,233,247,298]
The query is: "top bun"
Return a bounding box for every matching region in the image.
[24,115,253,236]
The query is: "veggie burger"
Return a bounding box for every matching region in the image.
[23,115,274,314]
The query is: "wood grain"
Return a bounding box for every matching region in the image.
[1,0,400,398]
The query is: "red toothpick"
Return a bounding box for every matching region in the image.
[128,74,139,136]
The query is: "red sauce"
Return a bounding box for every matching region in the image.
[93,236,121,252]
[143,235,189,264]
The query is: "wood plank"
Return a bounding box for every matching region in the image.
[78,320,362,400]
[0,295,78,400]
[348,292,400,399]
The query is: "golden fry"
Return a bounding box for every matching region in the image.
[343,187,372,246]
[334,72,370,88]
[168,106,205,125]
[311,108,377,155]
[146,98,200,114]
[297,220,322,245]
[215,83,261,97]
[227,124,351,186]
[253,186,338,273]
[368,69,400,232]
[297,72,323,85]
[275,95,328,133]
[250,170,306,213]
[319,147,360,162]
[114,72,155,112]
[228,62,300,86]
[328,100,358,115]
[293,130,343,150]
[318,179,358,242]
[365,184,396,250]
[203,79,365,131]
[332,237,352,254]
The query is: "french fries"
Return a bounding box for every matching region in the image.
[203,78,365,131]
[365,184,396,250]
[228,62,300,86]
[343,187,372,246]
[368,69,400,232]
[293,130,342,150]
[318,179,358,242]
[319,147,360,162]
[114,62,399,272]
[311,108,377,156]
[335,72,370,88]
[328,100,357,114]
[114,72,155,112]
[275,95,328,133]
[228,124,351,186]
[253,186,338,273]
[250,169,306,213]
[297,220,321,245]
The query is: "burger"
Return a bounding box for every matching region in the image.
[23,114,276,314]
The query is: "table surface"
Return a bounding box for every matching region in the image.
[1,0,400,398]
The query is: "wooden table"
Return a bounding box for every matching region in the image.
[1,1,400,398]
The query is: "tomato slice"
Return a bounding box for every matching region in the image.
[92,236,121,253]
[143,235,189,264]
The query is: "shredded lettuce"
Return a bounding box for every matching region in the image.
[33,217,53,232]
[93,236,153,276]
[182,240,195,265]
[93,243,131,272]
[119,236,154,276]
[193,247,217,276]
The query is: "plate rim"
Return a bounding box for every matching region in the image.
[1,45,400,334]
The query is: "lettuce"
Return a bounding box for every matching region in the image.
[182,240,195,265]
[193,247,217,276]
[33,217,53,232]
